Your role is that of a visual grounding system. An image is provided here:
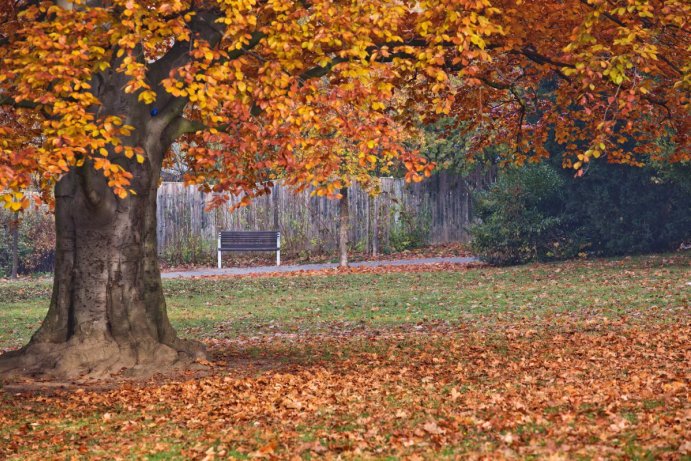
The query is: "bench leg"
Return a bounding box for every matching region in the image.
[276,233,281,266]
[277,250,280,267]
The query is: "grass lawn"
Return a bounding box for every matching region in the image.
[0,253,689,459]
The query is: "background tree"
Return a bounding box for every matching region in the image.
[0,0,688,379]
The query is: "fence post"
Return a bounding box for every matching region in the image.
[272,185,280,230]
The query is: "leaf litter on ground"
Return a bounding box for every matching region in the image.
[0,253,689,459]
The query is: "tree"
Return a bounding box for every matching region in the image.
[9,211,18,278]
[0,0,688,379]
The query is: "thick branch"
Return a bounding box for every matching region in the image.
[0,94,38,109]
[298,38,456,83]
[299,57,348,82]
[165,116,207,141]
[222,31,267,63]
[511,46,572,81]
[509,86,526,147]
[154,29,266,126]
[75,160,108,207]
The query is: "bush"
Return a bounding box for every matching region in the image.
[565,163,691,256]
[159,234,214,267]
[388,206,431,252]
[470,164,582,265]
[0,209,55,276]
[470,161,691,265]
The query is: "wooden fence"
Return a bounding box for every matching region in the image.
[156,171,476,260]
[0,172,481,272]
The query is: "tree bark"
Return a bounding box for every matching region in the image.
[339,187,349,267]
[0,166,203,379]
[370,195,379,257]
[0,108,204,381]
[10,212,18,279]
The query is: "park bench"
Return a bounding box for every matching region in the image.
[217,230,281,268]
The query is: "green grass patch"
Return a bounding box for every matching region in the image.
[0,253,688,351]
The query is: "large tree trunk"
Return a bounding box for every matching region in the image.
[0,168,203,380]
[0,114,204,381]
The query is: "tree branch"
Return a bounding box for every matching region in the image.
[511,46,573,81]
[298,38,459,83]
[509,86,526,147]
[0,94,38,109]
[163,116,208,145]
[577,0,683,76]
[153,26,266,127]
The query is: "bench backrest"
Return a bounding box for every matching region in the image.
[219,231,280,251]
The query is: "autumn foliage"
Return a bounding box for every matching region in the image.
[0,0,688,210]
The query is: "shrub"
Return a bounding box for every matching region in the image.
[470,160,691,265]
[388,206,431,252]
[159,234,214,267]
[470,164,581,265]
[564,162,691,256]
[0,209,56,276]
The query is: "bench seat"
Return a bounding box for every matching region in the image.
[217,231,281,267]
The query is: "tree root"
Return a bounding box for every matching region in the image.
[0,337,207,382]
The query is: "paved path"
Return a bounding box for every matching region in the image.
[162,256,477,279]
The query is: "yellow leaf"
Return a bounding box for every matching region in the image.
[138,90,156,104]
